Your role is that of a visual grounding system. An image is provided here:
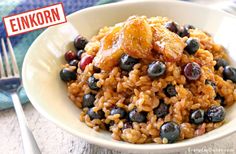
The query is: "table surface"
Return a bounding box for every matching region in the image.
[0,103,235,154]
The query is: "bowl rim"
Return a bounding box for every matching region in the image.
[22,0,236,152]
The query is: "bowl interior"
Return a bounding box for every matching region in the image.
[22,0,236,152]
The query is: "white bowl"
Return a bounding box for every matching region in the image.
[22,0,236,153]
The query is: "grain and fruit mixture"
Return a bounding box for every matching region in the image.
[60,16,236,144]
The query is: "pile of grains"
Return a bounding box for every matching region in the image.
[60,16,236,144]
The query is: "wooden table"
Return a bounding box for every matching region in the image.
[0,103,235,154]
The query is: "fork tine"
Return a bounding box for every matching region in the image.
[1,38,12,77]
[7,38,19,76]
[0,51,6,78]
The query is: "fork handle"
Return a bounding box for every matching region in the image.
[11,93,41,154]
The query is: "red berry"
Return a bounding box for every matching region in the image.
[80,54,94,70]
[64,50,76,62]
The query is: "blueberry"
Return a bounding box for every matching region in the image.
[185,38,199,55]
[69,59,79,67]
[64,50,76,62]
[77,49,85,60]
[60,68,77,82]
[82,93,95,108]
[154,100,169,118]
[122,122,133,130]
[119,54,139,72]
[178,27,190,38]
[189,109,205,124]
[74,35,88,50]
[110,107,126,119]
[160,121,180,143]
[223,66,236,83]
[147,61,166,79]
[184,62,201,80]
[164,84,177,97]
[179,28,189,38]
[214,58,229,70]
[178,25,195,37]
[205,80,216,90]
[184,24,195,30]
[88,76,100,90]
[164,21,179,34]
[206,106,225,122]
[87,108,105,120]
[215,93,225,106]
[129,109,147,123]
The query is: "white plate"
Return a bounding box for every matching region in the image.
[22,0,236,153]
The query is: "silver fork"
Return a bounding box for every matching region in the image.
[0,38,41,154]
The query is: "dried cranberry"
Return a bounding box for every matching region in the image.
[80,54,94,70]
[64,50,76,62]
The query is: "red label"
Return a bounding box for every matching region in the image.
[3,3,67,37]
